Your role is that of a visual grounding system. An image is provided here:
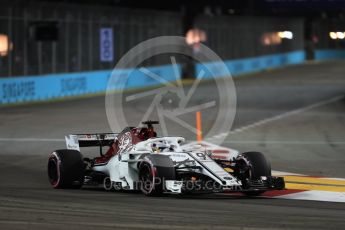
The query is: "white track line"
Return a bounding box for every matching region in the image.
[1,95,343,143]
[221,140,345,145]
[277,190,345,203]
[271,170,304,176]
[207,95,344,140]
[229,95,344,135]
[0,138,64,142]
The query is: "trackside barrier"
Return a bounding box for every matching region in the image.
[314,49,345,60]
[196,50,306,79]
[0,64,181,104]
[0,50,307,105]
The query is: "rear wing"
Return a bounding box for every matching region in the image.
[65,133,118,151]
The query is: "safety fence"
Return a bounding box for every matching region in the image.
[0,3,305,78]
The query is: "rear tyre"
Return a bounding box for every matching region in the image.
[48,149,85,189]
[235,152,271,196]
[138,155,175,196]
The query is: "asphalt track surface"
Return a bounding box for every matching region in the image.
[1,60,345,229]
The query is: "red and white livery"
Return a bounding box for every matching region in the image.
[48,121,285,196]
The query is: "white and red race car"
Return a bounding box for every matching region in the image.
[48,121,285,196]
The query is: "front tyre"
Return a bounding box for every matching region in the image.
[138,155,175,196]
[234,152,271,196]
[48,149,85,189]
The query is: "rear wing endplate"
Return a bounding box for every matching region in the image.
[65,133,118,151]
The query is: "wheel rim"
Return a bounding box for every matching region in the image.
[48,155,60,187]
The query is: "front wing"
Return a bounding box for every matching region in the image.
[164,176,285,194]
[235,176,285,192]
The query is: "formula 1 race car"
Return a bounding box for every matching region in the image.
[47,121,285,196]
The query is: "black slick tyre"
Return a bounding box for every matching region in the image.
[138,154,175,196]
[48,149,85,189]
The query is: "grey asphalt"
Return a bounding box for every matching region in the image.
[0,60,345,229]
